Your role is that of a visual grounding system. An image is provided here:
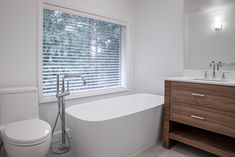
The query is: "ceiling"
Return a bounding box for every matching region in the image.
[184,0,235,14]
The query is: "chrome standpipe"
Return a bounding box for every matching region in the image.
[51,74,86,154]
[58,94,70,152]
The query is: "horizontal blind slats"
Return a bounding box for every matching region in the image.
[42,8,125,96]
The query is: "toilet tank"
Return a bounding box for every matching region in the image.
[0,87,39,127]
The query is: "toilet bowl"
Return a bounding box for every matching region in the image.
[0,87,51,157]
[1,119,51,157]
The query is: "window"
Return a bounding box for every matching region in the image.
[40,4,128,101]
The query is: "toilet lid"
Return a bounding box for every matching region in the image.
[5,119,51,146]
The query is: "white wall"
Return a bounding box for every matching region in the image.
[0,0,134,130]
[133,0,184,95]
[0,0,184,133]
[0,0,38,88]
[185,6,235,70]
[39,0,135,130]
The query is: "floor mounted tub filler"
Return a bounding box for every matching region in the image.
[66,94,163,157]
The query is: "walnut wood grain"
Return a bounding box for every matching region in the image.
[163,81,175,148]
[170,127,235,157]
[163,80,235,156]
[171,81,235,113]
[170,102,235,138]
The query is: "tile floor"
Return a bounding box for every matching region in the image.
[1,141,216,157]
[134,143,215,157]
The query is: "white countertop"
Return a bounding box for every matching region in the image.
[166,76,235,86]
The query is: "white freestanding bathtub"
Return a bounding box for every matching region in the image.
[66,94,163,157]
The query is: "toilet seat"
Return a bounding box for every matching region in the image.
[4,119,51,147]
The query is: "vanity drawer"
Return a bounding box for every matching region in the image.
[170,102,235,138]
[171,82,235,113]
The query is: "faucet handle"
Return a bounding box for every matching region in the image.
[210,61,215,67]
[203,71,208,80]
[222,72,229,80]
[217,62,223,70]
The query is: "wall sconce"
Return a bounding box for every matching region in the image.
[214,22,223,31]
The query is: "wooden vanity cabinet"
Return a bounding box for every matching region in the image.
[163,81,235,157]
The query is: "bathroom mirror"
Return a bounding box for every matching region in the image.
[184,0,235,70]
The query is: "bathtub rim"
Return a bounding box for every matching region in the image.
[66,93,163,122]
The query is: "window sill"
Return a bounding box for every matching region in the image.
[39,86,129,104]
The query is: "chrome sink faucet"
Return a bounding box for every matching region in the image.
[217,61,222,71]
[209,61,223,79]
[210,61,216,79]
[55,74,86,152]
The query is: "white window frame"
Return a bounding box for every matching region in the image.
[38,0,130,103]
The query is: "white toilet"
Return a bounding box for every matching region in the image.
[0,87,51,157]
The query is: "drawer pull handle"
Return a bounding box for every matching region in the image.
[192,93,205,97]
[191,115,204,120]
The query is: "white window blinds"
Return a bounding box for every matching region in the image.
[42,8,126,96]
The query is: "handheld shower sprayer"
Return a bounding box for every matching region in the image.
[51,74,86,154]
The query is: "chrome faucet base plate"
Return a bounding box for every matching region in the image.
[58,144,71,151]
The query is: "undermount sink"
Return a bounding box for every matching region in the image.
[193,78,229,82]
